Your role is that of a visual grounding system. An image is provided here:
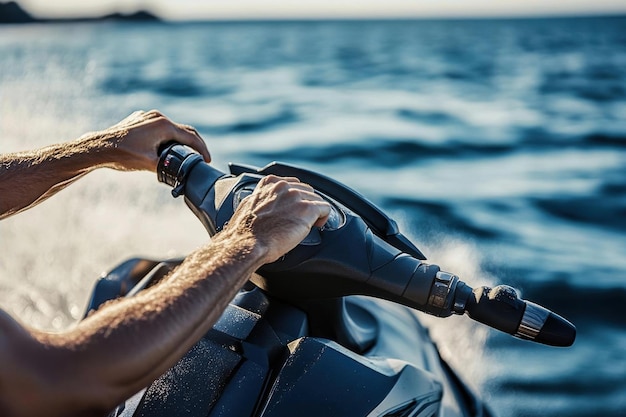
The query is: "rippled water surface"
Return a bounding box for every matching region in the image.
[1,17,625,416]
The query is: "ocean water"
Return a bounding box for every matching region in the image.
[1,17,625,416]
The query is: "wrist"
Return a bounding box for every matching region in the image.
[71,132,117,169]
[213,226,270,270]
[76,130,148,172]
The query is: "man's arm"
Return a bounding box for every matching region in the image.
[0,175,330,417]
[0,110,211,219]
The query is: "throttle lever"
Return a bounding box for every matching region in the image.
[157,143,204,197]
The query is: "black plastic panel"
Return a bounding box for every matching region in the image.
[134,338,242,417]
[260,337,396,417]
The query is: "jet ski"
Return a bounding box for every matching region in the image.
[90,144,575,417]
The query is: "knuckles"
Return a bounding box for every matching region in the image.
[145,109,165,118]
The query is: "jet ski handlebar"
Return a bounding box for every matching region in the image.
[157,144,576,347]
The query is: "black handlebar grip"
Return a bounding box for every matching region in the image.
[465,285,576,347]
[157,143,204,196]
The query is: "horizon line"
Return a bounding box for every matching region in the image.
[24,11,626,24]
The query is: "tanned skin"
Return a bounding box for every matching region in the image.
[0,110,211,219]
[0,110,330,417]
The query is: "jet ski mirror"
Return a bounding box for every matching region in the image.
[157,143,576,347]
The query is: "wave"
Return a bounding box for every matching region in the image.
[99,73,235,98]
[491,373,626,417]
[199,108,299,135]
[531,193,626,231]
[507,127,626,151]
[583,133,626,148]
[248,137,517,166]
[248,139,440,164]
[600,181,626,195]
[539,72,626,103]
[383,197,504,240]
[514,280,626,327]
[395,108,463,125]
[244,126,626,170]
[496,372,625,396]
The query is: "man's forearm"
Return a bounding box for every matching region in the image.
[0,111,211,220]
[7,228,267,417]
[0,136,113,219]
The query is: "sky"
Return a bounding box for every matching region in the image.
[18,0,626,20]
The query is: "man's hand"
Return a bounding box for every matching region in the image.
[0,178,330,417]
[0,110,209,218]
[96,110,211,172]
[224,175,332,265]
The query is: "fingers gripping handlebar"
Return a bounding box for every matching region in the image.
[157,144,576,347]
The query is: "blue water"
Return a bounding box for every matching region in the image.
[1,17,625,416]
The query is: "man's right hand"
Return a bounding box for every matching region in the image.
[224,175,332,265]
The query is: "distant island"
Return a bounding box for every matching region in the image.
[0,1,161,24]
